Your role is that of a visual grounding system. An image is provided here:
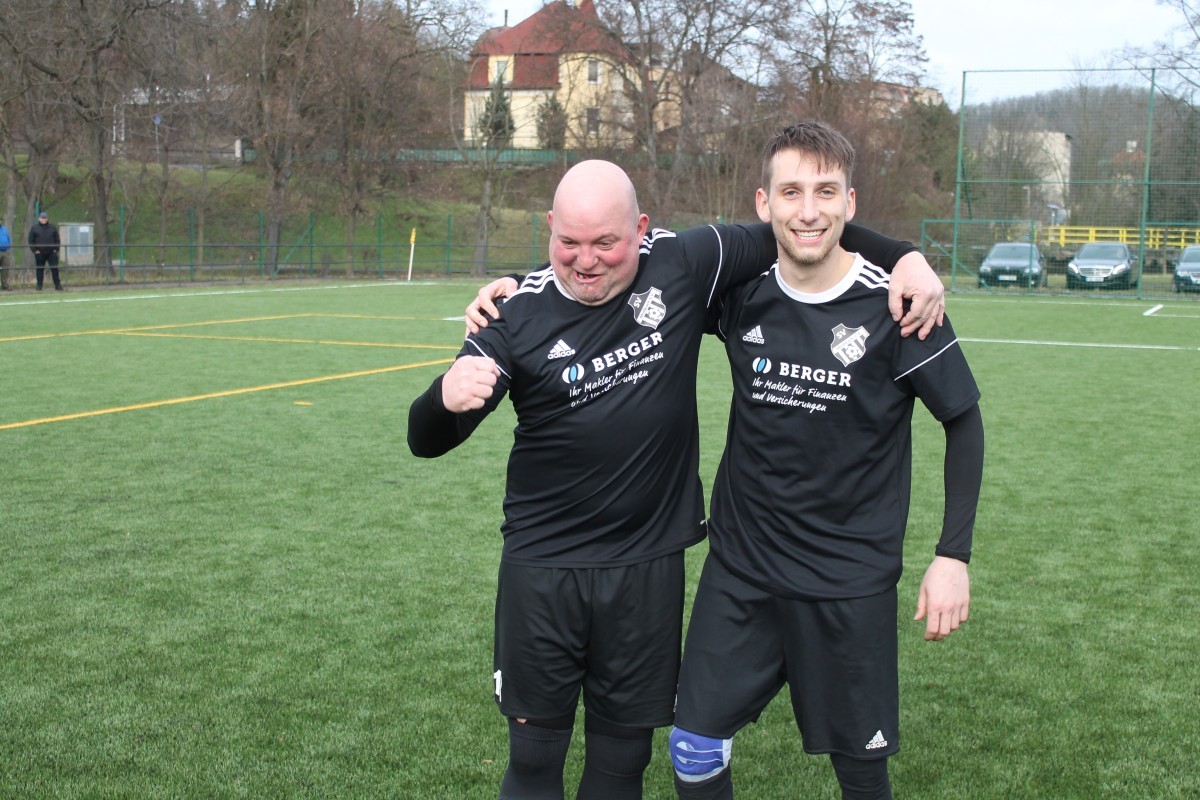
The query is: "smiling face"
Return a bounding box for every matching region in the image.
[548,160,649,306]
[757,147,856,281]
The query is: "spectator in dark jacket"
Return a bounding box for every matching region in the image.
[29,211,63,291]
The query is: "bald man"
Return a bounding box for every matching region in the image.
[408,160,943,800]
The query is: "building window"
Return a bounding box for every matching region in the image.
[588,59,600,84]
[586,107,600,136]
[495,59,509,84]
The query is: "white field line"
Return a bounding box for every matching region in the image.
[961,337,1199,352]
[1138,303,1200,319]
[947,295,1200,313]
[937,294,1200,322]
[0,280,446,308]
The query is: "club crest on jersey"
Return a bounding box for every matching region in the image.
[830,323,869,366]
[628,287,667,329]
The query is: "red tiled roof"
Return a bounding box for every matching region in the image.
[514,55,560,89]
[468,0,627,90]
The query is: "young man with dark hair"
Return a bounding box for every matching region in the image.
[668,122,984,800]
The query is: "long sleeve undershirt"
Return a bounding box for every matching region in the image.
[935,402,984,563]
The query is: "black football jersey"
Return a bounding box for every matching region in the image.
[708,256,980,599]
[460,224,776,567]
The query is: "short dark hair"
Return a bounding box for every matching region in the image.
[761,121,855,190]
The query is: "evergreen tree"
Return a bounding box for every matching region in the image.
[536,96,567,150]
[477,76,515,148]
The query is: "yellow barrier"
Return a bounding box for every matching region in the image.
[1037,226,1200,249]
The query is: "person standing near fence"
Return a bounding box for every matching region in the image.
[29,211,63,291]
[0,220,11,291]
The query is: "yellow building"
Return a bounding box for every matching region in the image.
[464,1,637,149]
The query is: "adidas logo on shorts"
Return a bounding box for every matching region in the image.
[742,325,765,344]
[865,730,888,750]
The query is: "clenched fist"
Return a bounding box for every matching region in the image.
[442,356,500,413]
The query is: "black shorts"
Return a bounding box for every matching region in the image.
[674,555,899,758]
[493,553,684,728]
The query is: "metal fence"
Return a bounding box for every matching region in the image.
[933,67,1200,298]
[0,212,557,290]
[7,69,1199,298]
[0,206,724,290]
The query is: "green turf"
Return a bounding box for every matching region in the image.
[1,284,1197,798]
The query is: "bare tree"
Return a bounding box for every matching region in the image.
[223,0,326,273]
[0,0,75,277]
[163,0,252,269]
[671,52,771,222]
[0,17,33,287]
[1124,0,1199,104]
[11,0,173,271]
[602,0,776,212]
[291,0,481,275]
[307,3,409,274]
[767,0,925,124]
[120,0,194,268]
[173,0,236,269]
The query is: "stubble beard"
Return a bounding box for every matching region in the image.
[776,223,839,271]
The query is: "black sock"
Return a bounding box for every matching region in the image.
[830,753,892,800]
[576,720,653,799]
[674,768,733,800]
[499,718,573,800]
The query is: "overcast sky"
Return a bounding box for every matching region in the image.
[481,0,1185,104]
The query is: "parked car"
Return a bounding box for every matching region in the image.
[977,242,1047,288]
[1172,245,1200,293]
[1065,243,1137,289]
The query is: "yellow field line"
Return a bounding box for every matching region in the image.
[0,314,315,343]
[0,359,455,431]
[112,331,461,349]
[309,313,453,321]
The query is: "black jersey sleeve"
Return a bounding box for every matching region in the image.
[407,373,490,457]
[840,223,917,271]
[683,222,778,294]
[935,402,984,562]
